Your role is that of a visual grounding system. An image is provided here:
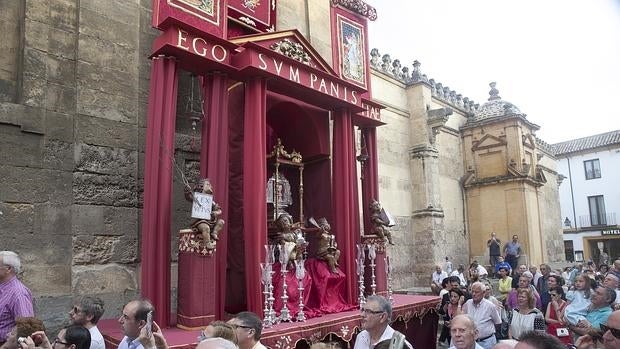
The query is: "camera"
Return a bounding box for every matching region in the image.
[17,337,27,344]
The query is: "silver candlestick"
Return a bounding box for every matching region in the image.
[260,262,273,328]
[261,244,276,328]
[295,260,306,322]
[368,244,377,295]
[385,256,394,304]
[356,243,366,308]
[278,245,292,322]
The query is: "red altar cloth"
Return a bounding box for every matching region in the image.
[100,295,439,349]
[271,259,357,319]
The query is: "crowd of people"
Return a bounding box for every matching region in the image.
[3,241,620,349]
[430,234,620,349]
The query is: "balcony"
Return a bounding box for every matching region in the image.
[578,212,617,228]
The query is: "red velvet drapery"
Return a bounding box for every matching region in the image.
[141,56,179,326]
[201,72,230,320]
[361,128,379,234]
[243,78,268,315]
[332,108,359,304]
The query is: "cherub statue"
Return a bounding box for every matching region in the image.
[370,199,394,245]
[315,217,340,273]
[273,213,306,265]
[184,178,225,250]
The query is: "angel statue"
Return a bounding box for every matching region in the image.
[184,178,225,251]
[315,217,341,273]
[370,199,394,245]
[273,213,306,266]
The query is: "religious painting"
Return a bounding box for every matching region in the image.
[337,14,366,88]
[168,0,217,23]
[228,0,277,32]
[152,0,225,38]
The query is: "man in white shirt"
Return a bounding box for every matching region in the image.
[354,295,412,349]
[431,265,448,295]
[69,296,106,349]
[228,311,267,349]
[457,282,501,349]
[118,299,155,349]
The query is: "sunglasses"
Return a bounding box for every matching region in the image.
[601,324,620,339]
[230,324,254,330]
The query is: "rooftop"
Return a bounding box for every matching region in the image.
[551,130,620,156]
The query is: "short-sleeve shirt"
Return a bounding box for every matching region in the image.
[585,306,612,329]
[462,298,502,339]
[487,239,501,256]
[505,242,521,256]
[0,276,34,342]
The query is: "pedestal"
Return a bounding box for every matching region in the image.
[176,231,217,329]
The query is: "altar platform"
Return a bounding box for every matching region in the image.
[100,294,439,349]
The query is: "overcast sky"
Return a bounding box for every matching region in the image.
[368,0,620,144]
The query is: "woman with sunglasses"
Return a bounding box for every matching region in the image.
[17,325,90,349]
[545,286,571,345]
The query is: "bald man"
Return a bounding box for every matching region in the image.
[449,315,483,349]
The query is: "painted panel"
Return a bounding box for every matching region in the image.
[152,0,226,38]
[228,0,277,32]
[336,14,366,88]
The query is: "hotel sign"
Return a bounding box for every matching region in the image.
[602,229,620,235]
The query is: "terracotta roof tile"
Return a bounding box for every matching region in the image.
[551,130,620,155]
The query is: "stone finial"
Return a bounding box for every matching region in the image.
[488,82,501,101]
[411,60,422,82]
[370,48,381,67]
[381,54,391,72]
[436,82,443,97]
[392,59,402,78]
[401,66,410,80]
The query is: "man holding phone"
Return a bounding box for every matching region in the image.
[118,299,155,349]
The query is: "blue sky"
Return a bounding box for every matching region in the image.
[369,0,620,143]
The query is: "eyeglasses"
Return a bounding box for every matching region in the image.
[549,293,559,297]
[360,308,385,315]
[601,324,620,339]
[53,339,71,347]
[230,324,254,330]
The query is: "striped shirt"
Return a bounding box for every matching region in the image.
[0,276,34,341]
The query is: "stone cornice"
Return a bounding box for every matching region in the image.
[409,144,439,159]
[369,50,478,115]
[463,174,546,189]
[331,0,377,20]
[412,207,445,218]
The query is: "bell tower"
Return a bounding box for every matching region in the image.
[461,82,549,266]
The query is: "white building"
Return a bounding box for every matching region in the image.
[553,130,620,264]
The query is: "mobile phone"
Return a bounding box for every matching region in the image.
[145,311,153,336]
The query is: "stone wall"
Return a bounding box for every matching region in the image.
[0,0,168,333]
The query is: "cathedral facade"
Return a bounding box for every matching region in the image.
[0,0,563,331]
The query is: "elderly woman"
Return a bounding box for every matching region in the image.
[506,274,542,310]
[507,288,546,341]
